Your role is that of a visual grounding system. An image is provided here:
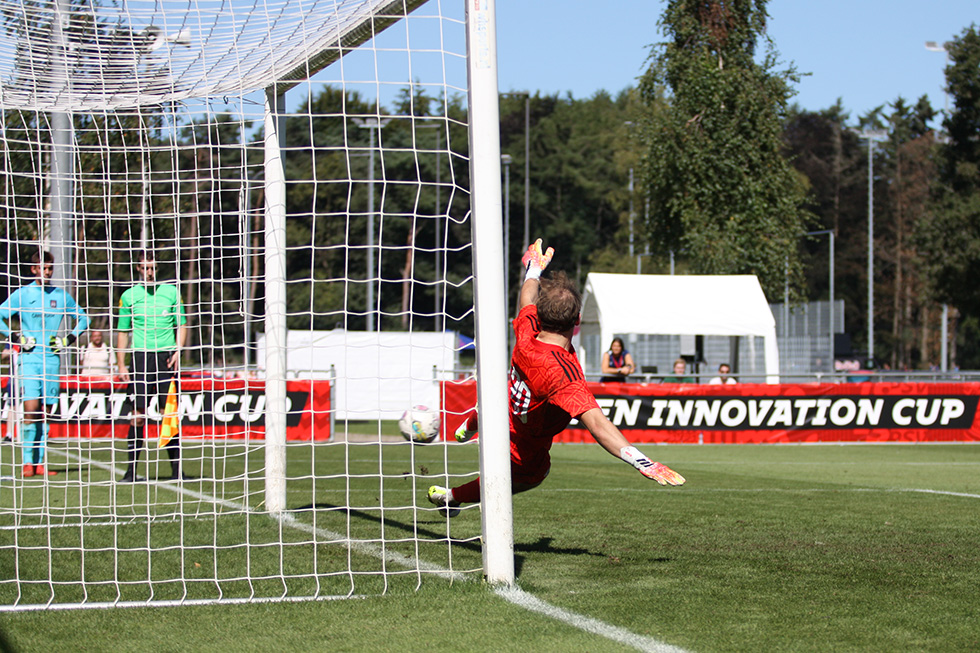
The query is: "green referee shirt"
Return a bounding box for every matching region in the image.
[117,283,187,351]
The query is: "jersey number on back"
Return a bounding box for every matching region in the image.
[508,366,531,423]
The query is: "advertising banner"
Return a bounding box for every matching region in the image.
[1,377,332,441]
[440,380,980,443]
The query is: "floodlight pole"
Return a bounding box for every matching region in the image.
[243,170,262,368]
[853,128,887,366]
[418,122,444,331]
[807,230,835,372]
[524,96,530,251]
[500,92,531,251]
[926,40,952,372]
[629,167,637,271]
[49,0,74,293]
[353,116,391,332]
[623,121,641,273]
[435,128,443,332]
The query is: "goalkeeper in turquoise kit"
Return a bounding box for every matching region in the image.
[0,251,89,477]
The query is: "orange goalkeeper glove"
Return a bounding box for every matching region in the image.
[620,446,686,486]
[522,238,554,281]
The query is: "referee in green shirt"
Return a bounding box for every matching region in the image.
[116,252,188,482]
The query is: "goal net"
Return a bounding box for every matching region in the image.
[0,0,513,610]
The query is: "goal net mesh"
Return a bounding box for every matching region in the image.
[0,0,486,610]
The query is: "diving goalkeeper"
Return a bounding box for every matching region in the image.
[428,239,684,515]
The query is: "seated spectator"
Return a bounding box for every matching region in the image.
[662,358,694,384]
[80,330,114,377]
[709,363,737,385]
[600,337,635,383]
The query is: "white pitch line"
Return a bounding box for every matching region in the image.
[50,447,687,649]
[896,487,980,500]
[495,585,691,653]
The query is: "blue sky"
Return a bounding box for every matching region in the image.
[495,0,977,121]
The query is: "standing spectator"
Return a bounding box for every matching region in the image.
[0,251,89,477]
[662,358,694,384]
[115,252,188,482]
[427,239,684,516]
[80,330,114,378]
[709,363,737,385]
[600,337,635,383]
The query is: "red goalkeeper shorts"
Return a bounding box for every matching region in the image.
[509,434,552,487]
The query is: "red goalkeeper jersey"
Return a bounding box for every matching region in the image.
[509,304,598,444]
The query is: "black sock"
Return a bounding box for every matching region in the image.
[126,423,144,476]
[167,437,181,477]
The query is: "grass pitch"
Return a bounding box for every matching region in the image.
[2,442,979,652]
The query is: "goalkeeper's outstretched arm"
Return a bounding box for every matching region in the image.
[579,408,686,486]
[518,238,555,310]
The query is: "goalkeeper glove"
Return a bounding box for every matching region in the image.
[521,238,554,281]
[620,446,686,486]
[49,334,76,353]
[15,334,36,352]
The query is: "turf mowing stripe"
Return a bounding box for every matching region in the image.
[47,447,689,650]
[495,585,691,653]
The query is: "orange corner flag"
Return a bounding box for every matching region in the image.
[158,380,179,448]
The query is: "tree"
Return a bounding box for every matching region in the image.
[784,98,941,369]
[878,97,937,369]
[782,102,866,344]
[916,25,980,366]
[275,85,474,335]
[497,90,639,305]
[638,0,811,301]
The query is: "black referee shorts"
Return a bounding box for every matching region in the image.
[130,350,176,415]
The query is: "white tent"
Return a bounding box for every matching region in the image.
[580,273,780,383]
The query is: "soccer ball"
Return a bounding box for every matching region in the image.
[398,405,441,444]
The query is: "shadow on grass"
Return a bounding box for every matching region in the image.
[43,464,87,478]
[513,537,611,576]
[293,502,483,554]
[293,503,612,577]
[0,624,14,653]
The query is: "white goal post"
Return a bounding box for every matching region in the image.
[0,0,513,610]
[463,0,513,585]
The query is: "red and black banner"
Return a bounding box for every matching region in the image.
[1,377,332,441]
[440,380,980,443]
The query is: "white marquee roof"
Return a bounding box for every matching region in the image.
[580,273,780,382]
[582,273,776,337]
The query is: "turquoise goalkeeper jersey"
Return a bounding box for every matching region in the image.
[0,282,89,354]
[117,283,186,351]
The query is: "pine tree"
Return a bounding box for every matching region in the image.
[915,25,980,366]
